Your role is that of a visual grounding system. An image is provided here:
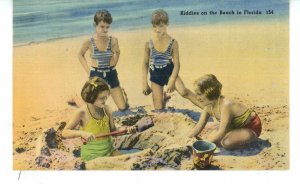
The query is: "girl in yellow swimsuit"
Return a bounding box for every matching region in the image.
[62,77,136,162]
[186,74,262,150]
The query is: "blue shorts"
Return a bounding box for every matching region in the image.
[89,67,120,88]
[150,62,174,86]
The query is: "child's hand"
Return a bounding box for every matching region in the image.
[81,132,95,142]
[166,81,175,93]
[126,126,137,134]
[142,84,152,95]
[109,51,117,67]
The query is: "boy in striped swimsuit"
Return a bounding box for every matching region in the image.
[142,9,189,110]
[78,9,128,111]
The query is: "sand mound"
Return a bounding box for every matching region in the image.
[28,112,198,170]
[13,104,288,170]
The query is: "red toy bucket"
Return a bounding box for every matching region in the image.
[192,140,216,169]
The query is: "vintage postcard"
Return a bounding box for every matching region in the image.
[13,0,289,170]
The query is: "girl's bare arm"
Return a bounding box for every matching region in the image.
[62,108,93,140]
[105,105,135,133]
[183,88,206,109]
[189,110,210,138]
[207,103,232,143]
[105,105,117,132]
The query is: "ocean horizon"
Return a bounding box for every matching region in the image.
[13,0,289,45]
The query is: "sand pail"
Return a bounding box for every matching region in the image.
[192,140,216,169]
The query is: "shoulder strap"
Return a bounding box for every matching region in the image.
[87,105,107,121]
[107,36,112,50]
[166,39,175,53]
[149,39,154,48]
[217,96,221,114]
[103,107,109,118]
[148,39,153,53]
[86,105,97,119]
[90,38,97,51]
[210,105,217,119]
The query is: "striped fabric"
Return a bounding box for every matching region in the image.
[90,36,113,69]
[149,39,174,66]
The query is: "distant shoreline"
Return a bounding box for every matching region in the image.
[13,19,288,47]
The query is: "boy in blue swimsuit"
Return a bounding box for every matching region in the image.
[142,9,188,110]
[78,9,128,111]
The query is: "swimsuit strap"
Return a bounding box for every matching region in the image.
[218,96,221,114]
[149,39,154,53]
[166,39,175,53]
[107,36,112,50]
[149,38,174,53]
[90,37,96,47]
[87,105,106,121]
[90,37,112,51]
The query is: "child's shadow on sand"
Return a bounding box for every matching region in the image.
[215,138,272,156]
[154,107,201,122]
[112,106,148,117]
[113,106,202,123]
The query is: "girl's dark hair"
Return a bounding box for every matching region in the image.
[151,9,169,25]
[194,74,222,100]
[81,77,109,104]
[94,9,113,25]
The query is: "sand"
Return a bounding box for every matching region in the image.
[13,21,289,170]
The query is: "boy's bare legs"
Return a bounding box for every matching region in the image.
[151,82,164,110]
[110,86,128,111]
[220,129,258,150]
[150,76,200,110]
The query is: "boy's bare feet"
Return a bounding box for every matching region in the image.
[163,91,172,108]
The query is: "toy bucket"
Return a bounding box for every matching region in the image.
[192,140,216,169]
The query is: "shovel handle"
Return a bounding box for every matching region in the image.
[94,129,127,138]
[81,129,127,145]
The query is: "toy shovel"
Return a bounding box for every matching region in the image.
[82,116,154,144]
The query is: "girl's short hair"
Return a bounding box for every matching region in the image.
[151,9,169,25]
[81,77,109,104]
[94,9,113,25]
[194,74,222,100]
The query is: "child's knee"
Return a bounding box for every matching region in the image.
[118,103,129,111]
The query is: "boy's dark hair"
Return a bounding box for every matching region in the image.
[151,9,169,25]
[81,77,109,104]
[94,9,113,25]
[194,74,222,100]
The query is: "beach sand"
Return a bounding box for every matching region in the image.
[13,21,289,170]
